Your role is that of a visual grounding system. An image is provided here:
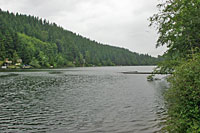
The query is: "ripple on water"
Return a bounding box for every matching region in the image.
[0,67,167,133]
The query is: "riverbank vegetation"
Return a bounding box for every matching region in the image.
[0,9,161,69]
[150,0,200,132]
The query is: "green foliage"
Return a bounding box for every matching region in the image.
[150,0,200,58]
[0,61,3,66]
[154,58,182,74]
[147,74,154,81]
[7,65,18,69]
[29,57,41,68]
[66,61,75,67]
[12,51,19,64]
[164,53,200,132]
[150,0,200,73]
[150,0,200,132]
[17,33,57,67]
[55,54,65,67]
[0,9,160,68]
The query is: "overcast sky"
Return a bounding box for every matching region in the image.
[0,0,167,57]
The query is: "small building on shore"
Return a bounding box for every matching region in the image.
[5,58,12,65]
[23,65,31,69]
[15,59,23,66]
[17,59,22,63]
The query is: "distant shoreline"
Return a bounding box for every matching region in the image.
[121,71,170,75]
[0,65,157,72]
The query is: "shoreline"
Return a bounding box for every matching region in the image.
[121,71,169,74]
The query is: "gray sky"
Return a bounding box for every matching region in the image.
[0,0,167,57]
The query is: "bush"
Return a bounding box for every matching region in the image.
[66,61,75,67]
[29,57,41,68]
[0,61,3,66]
[164,54,200,132]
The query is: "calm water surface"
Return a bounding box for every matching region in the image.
[0,66,168,133]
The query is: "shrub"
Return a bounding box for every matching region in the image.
[164,54,200,132]
[29,57,41,68]
[0,61,3,66]
[66,61,75,67]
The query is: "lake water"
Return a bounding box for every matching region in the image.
[0,66,168,133]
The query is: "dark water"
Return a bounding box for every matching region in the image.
[0,66,168,133]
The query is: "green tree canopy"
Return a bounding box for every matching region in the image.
[0,9,161,67]
[150,0,200,59]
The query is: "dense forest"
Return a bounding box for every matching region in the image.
[0,9,161,68]
[150,0,200,132]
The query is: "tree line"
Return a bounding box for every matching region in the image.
[0,9,161,68]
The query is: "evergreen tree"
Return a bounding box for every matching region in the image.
[0,9,160,67]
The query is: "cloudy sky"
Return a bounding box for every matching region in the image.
[0,0,167,57]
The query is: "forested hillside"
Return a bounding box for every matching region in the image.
[0,9,160,68]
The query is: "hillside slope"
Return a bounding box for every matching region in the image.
[0,9,160,68]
